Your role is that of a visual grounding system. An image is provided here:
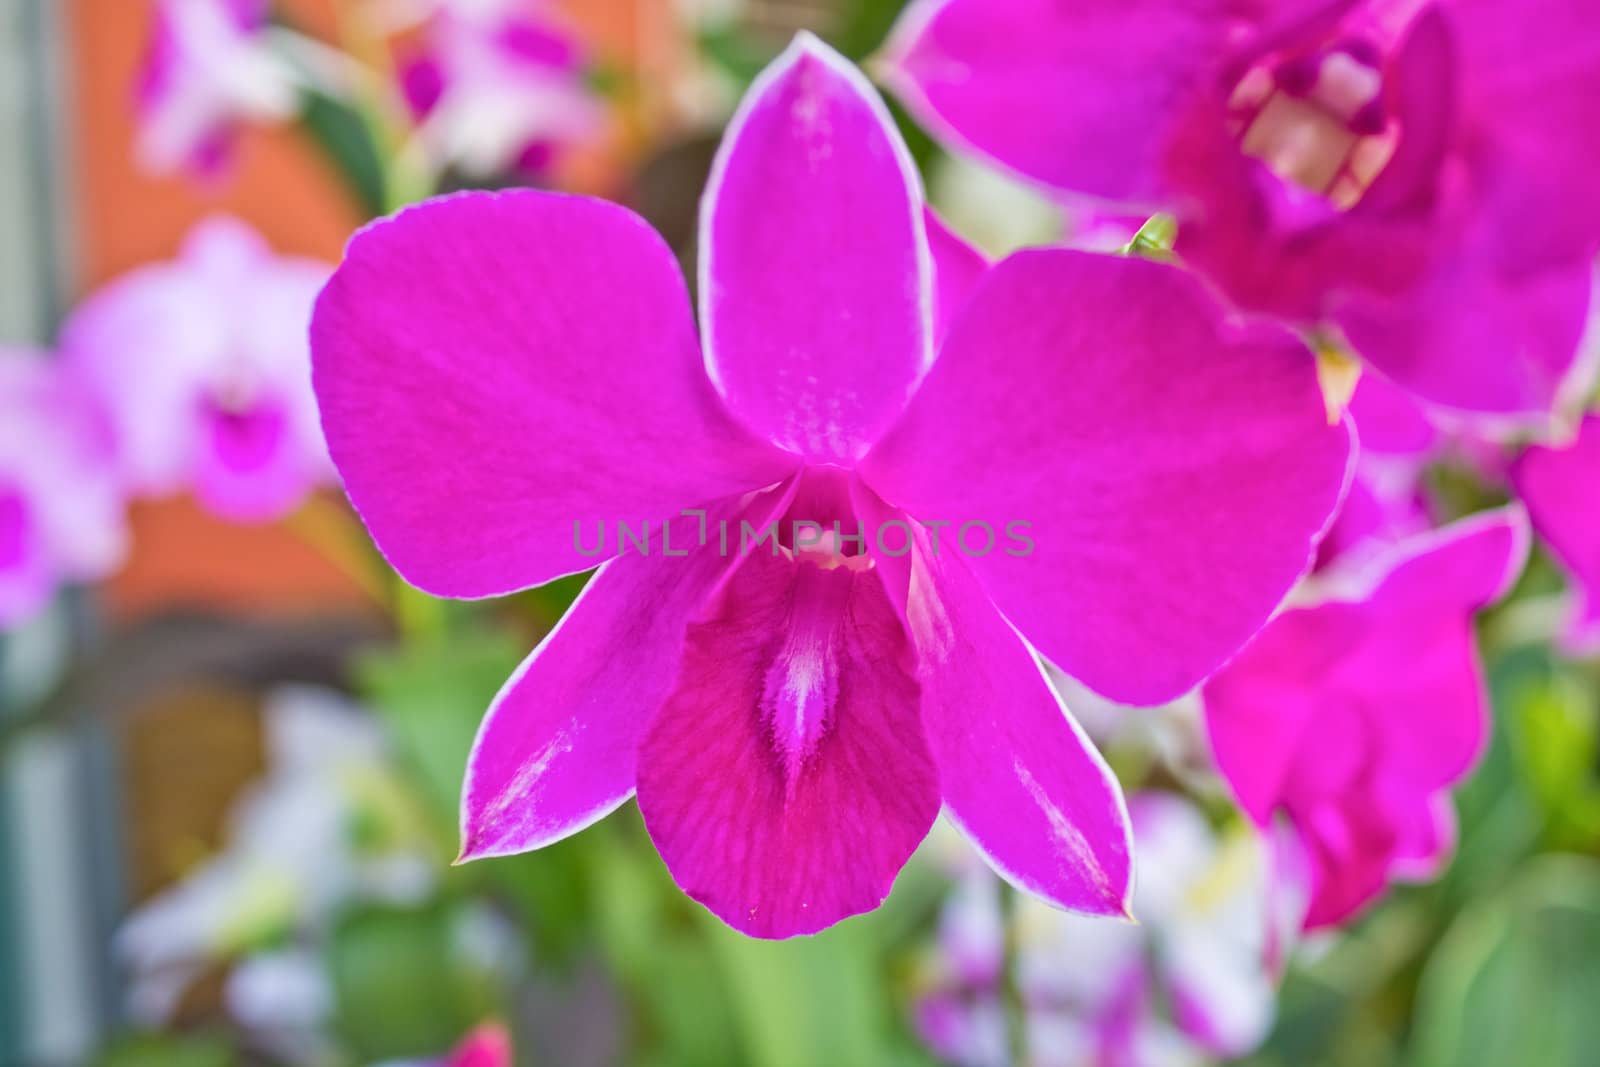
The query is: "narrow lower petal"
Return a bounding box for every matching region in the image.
[856,484,1133,917]
[636,544,939,938]
[699,33,933,463]
[313,190,794,598]
[459,492,791,861]
[863,250,1352,705]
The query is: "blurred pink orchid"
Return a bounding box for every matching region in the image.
[883,0,1600,426]
[397,1,602,179]
[0,352,126,627]
[312,34,1349,938]
[63,217,334,522]
[444,1024,511,1067]
[1204,508,1529,928]
[135,0,300,177]
[1514,414,1600,654]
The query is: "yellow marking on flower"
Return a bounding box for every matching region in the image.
[1183,829,1258,916]
[1316,342,1364,423]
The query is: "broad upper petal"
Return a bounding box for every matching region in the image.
[862,250,1352,705]
[881,0,1240,204]
[699,33,933,463]
[636,544,939,937]
[313,190,794,598]
[1444,0,1600,268]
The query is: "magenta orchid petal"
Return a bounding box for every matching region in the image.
[1204,508,1529,928]
[1389,791,1458,881]
[862,250,1352,705]
[855,483,1133,917]
[636,545,939,938]
[459,491,792,861]
[1444,0,1600,270]
[699,32,933,463]
[1513,415,1600,653]
[882,0,1243,204]
[313,191,795,598]
[924,207,990,342]
[1334,249,1597,421]
[1346,373,1438,456]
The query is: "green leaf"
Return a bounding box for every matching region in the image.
[327,902,499,1061]
[90,1034,233,1067]
[704,915,898,1067]
[1411,855,1600,1067]
[298,89,388,219]
[356,627,527,828]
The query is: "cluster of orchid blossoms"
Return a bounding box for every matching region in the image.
[134,0,601,183]
[4,0,1598,1060]
[313,0,1600,984]
[0,217,334,627]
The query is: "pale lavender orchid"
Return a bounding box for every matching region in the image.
[116,687,437,1026]
[397,1,602,180]
[135,0,300,177]
[311,34,1350,938]
[883,0,1600,426]
[0,352,126,627]
[62,217,334,522]
[1514,414,1600,654]
[1204,508,1529,928]
[916,794,1301,1067]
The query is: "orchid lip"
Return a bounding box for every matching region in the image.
[1230,40,1399,210]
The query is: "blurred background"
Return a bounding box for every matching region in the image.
[1,1,1598,1065]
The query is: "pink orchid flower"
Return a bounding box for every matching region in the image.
[312,34,1350,938]
[136,0,300,177]
[62,217,334,523]
[1513,414,1600,654]
[445,1023,511,1067]
[882,0,1600,426]
[1204,508,1529,929]
[0,352,127,627]
[1317,374,1439,570]
[398,3,602,180]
